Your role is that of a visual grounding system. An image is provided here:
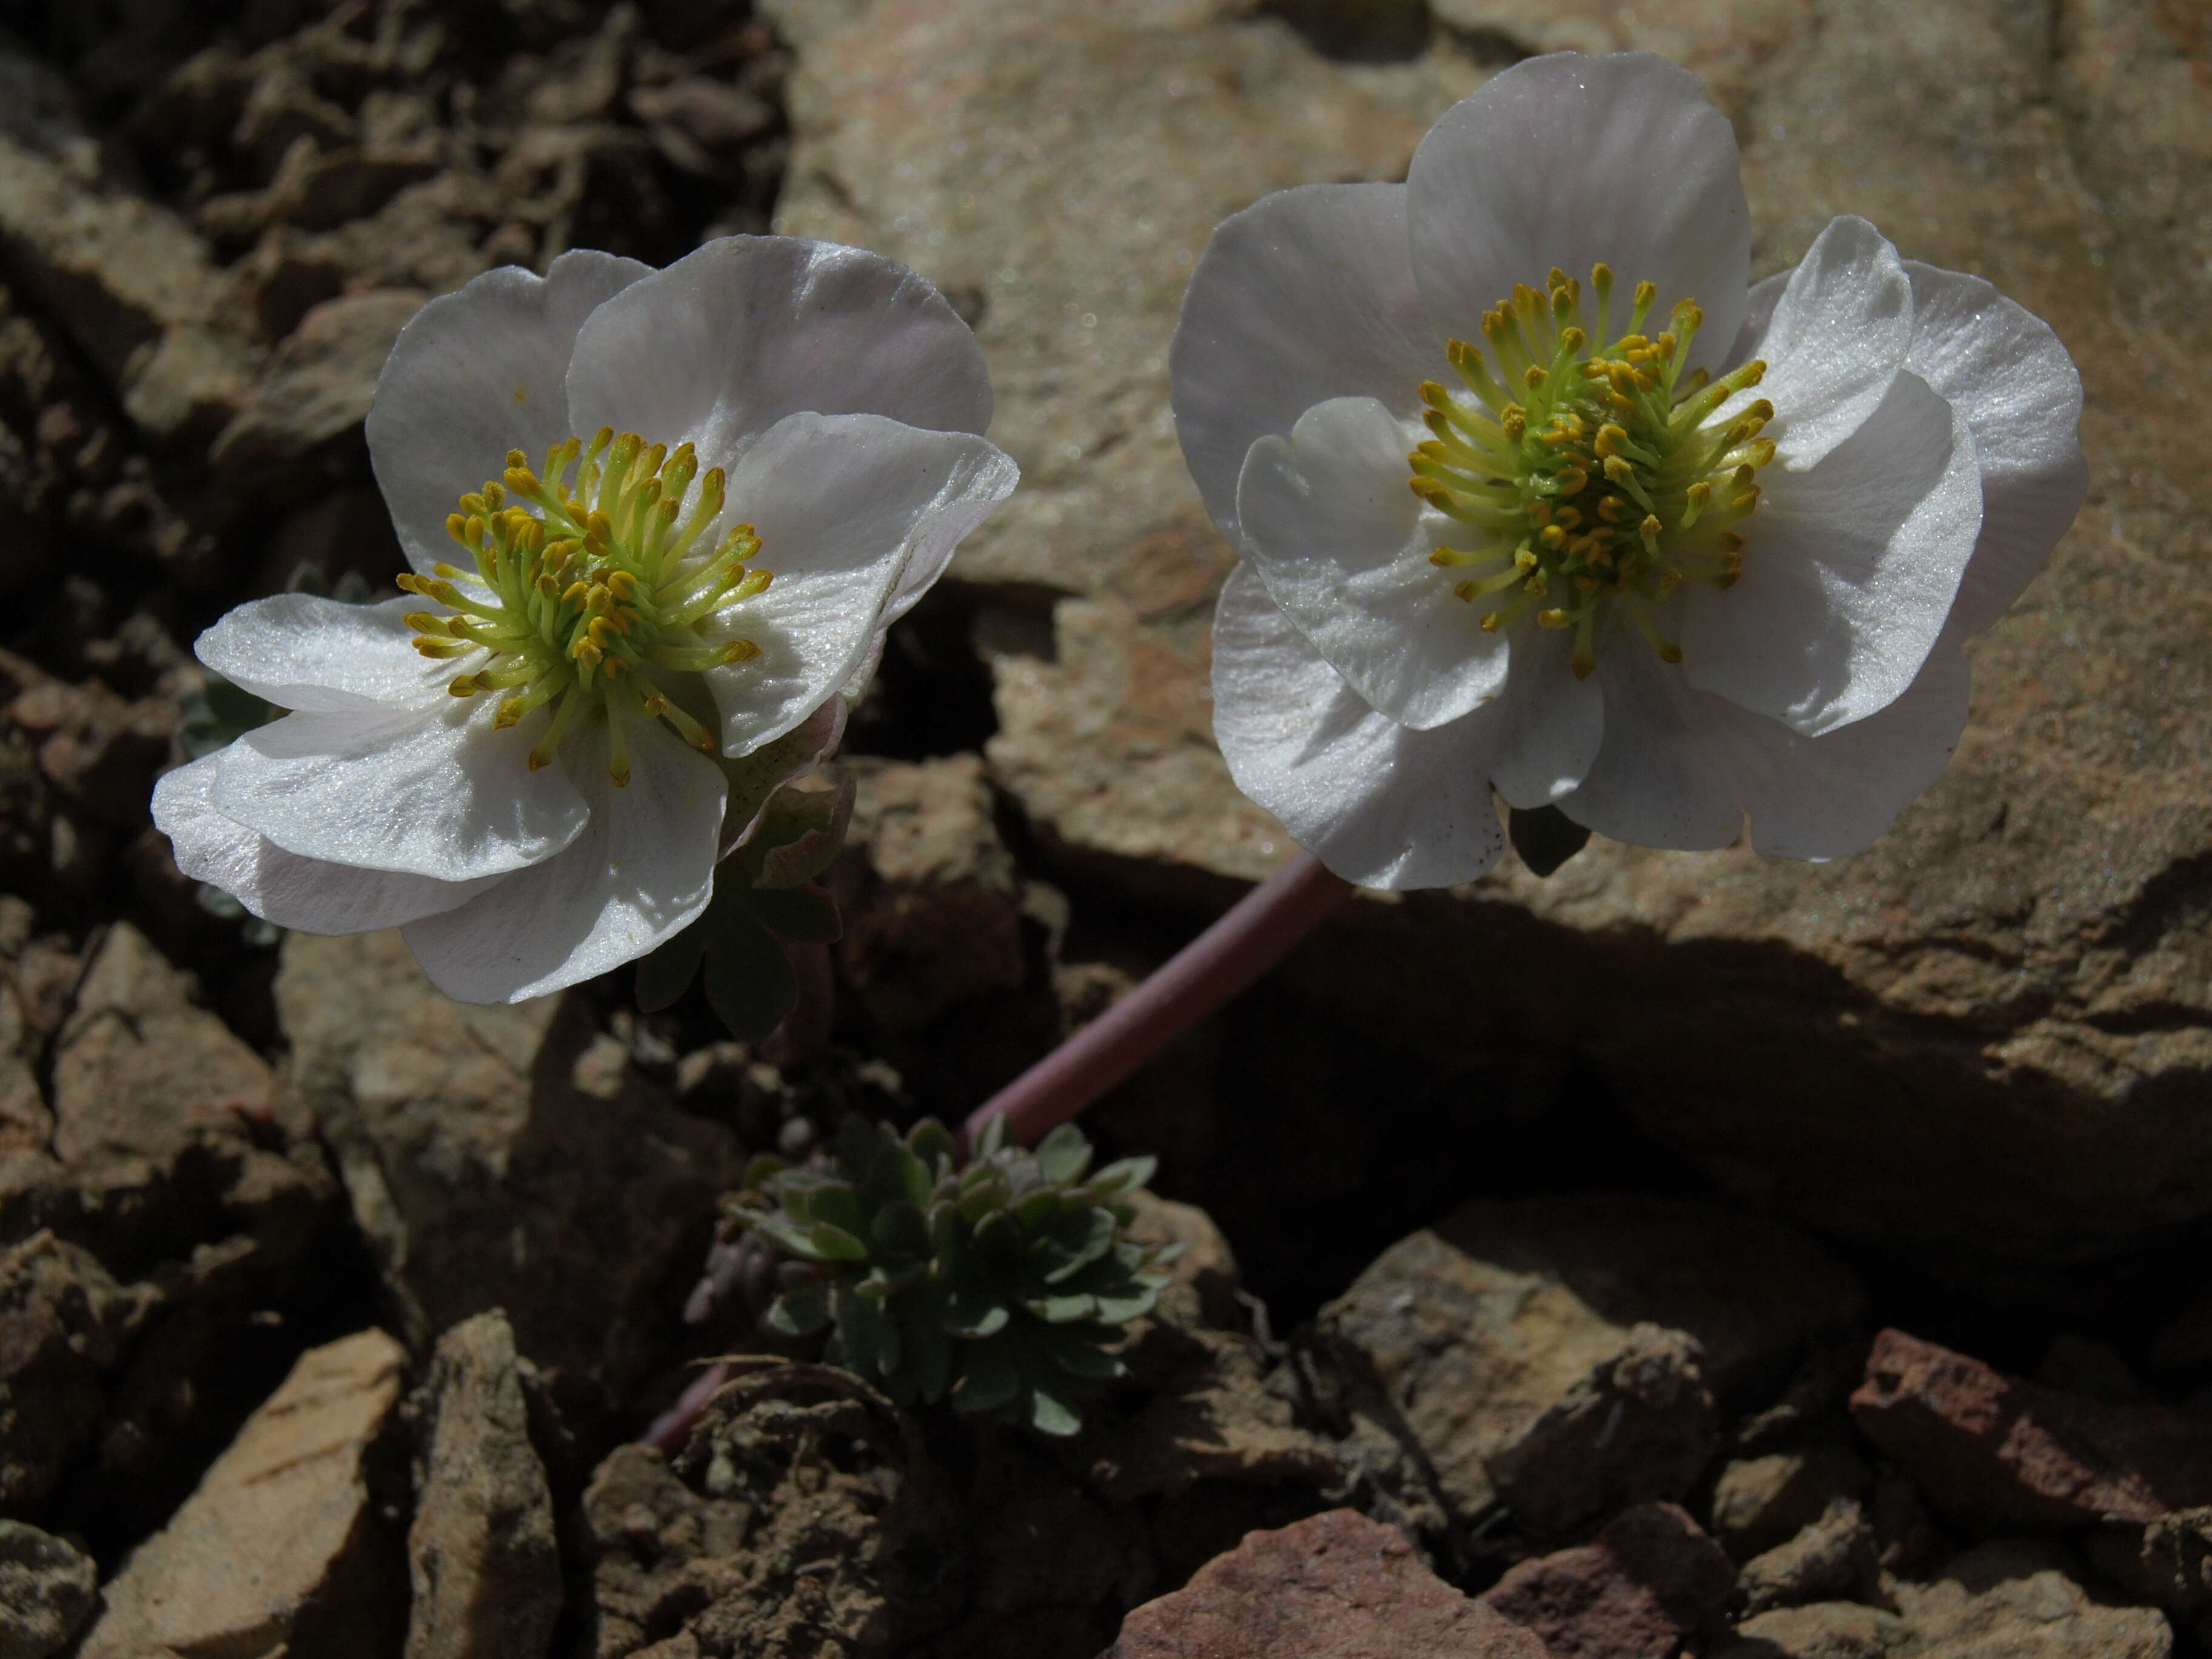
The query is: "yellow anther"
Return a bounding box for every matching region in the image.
[1524,364,1547,389]
[1640,514,1663,552]
[1603,455,1637,485]
[449,675,480,697]
[446,512,472,544]
[1537,608,1572,629]
[504,466,541,497]
[1539,524,1566,550]
[404,612,445,635]
[482,481,506,511]
[1514,548,1538,573]
[1557,466,1588,495]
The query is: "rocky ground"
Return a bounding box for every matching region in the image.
[2,0,2210,1655]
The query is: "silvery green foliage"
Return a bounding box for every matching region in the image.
[736,1114,1177,1437]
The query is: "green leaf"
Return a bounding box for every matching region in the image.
[809,1179,868,1240]
[956,1174,1009,1224]
[753,777,855,889]
[751,885,841,943]
[1034,1123,1093,1186]
[943,1284,1010,1339]
[1026,1378,1083,1437]
[806,1221,870,1263]
[1045,1337,1125,1381]
[742,1153,789,1191]
[871,1200,929,1259]
[950,1340,1021,1415]
[1037,1208,1117,1284]
[1027,1292,1097,1324]
[1091,1285,1160,1324]
[1011,1187,1062,1232]
[906,1299,954,1403]
[908,1119,957,1179]
[1087,1155,1158,1196]
[974,1111,1008,1160]
[928,1202,965,1273]
[766,1279,832,1336]
[701,913,797,1041]
[973,1209,1022,1275]
[751,1213,830,1261]
[839,1285,900,1378]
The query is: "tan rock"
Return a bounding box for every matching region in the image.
[277,928,742,1405]
[1105,1507,1549,1658]
[78,1329,409,1659]
[212,287,427,474]
[50,921,274,1164]
[829,753,1025,1031]
[406,1312,562,1659]
[768,0,2212,1281]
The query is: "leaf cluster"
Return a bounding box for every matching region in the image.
[734,1113,1176,1437]
[637,781,852,1039]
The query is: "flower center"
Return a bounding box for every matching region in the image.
[400,428,771,786]
[1410,264,1775,679]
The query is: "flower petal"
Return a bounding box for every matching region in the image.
[1903,260,2088,637]
[1407,52,1749,375]
[1169,182,1447,545]
[1722,215,1912,471]
[367,249,652,574]
[403,717,725,1003]
[699,411,1014,757]
[1560,623,1971,858]
[1680,369,1982,735]
[1236,396,1509,730]
[153,755,500,931]
[564,236,994,481]
[210,700,588,880]
[1211,563,1505,890]
[194,595,449,713]
[1486,625,1607,810]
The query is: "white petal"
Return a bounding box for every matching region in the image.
[1560,625,1971,858]
[153,755,499,932]
[564,236,994,482]
[195,595,448,713]
[210,700,588,880]
[403,718,725,1003]
[1724,216,1912,471]
[699,412,1016,757]
[1236,397,1508,730]
[1681,369,1982,736]
[1407,53,1749,375]
[1168,182,1447,545]
[1903,260,2088,637]
[367,249,652,574]
[1211,564,1504,890]
[1485,625,1606,810]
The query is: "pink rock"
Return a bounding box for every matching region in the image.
[1851,1327,2212,1527]
[1106,1508,1551,1658]
[1483,1502,1735,1659]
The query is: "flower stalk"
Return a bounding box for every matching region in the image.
[959,850,1352,1151]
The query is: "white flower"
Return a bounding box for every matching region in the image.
[155,237,1017,1000]
[1172,52,2086,888]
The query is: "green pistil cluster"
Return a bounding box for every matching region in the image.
[1412,263,1777,679]
[403,427,771,785]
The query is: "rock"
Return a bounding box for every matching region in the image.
[1481,1501,1737,1659]
[1318,1196,1860,1537]
[578,1362,967,1658]
[212,287,426,477]
[1105,1507,1550,1659]
[76,1328,410,1659]
[0,1229,152,1511]
[1849,1328,2212,1530]
[828,753,1025,1033]
[1721,1541,2174,1659]
[405,1312,562,1659]
[1085,1321,1344,1583]
[277,928,743,1414]
[1712,1441,1876,1560]
[769,0,2212,1289]
[0,1520,98,1659]
[0,124,258,443]
[1737,1499,1883,1617]
[49,920,273,1164]
[1122,1187,1244,1331]
[6,676,172,830]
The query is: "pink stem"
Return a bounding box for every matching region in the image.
[762,938,834,1068]
[643,1360,731,1453]
[960,850,1352,1150]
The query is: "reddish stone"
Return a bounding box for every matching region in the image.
[1482,1502,1735,1659]
[1106,1508,1550,1659]
[1850,1327,2212,1528]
